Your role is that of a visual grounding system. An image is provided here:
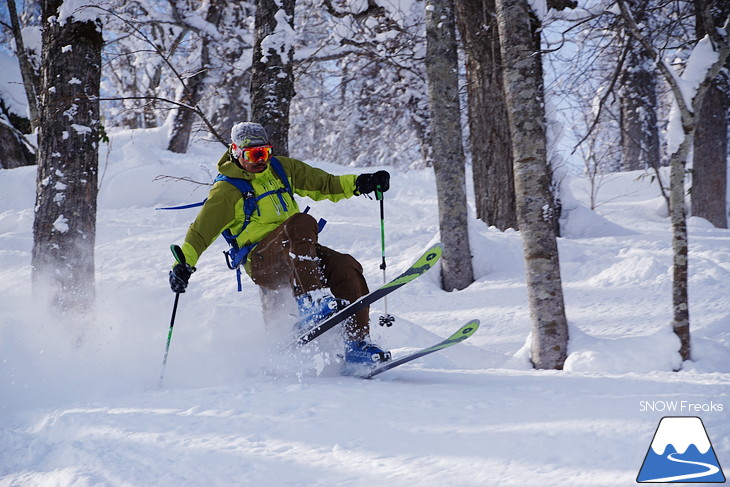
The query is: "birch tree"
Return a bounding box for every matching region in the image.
[494,0,569,369]
[614,0,729,361]
[425,0,475,291]
[31,1,103,311]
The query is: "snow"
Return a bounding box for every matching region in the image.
[665,35,722,156]
[55,0,102,26]
[261,8,296,65]
[0,51,28,119]
[71,124,92,135]
[0,131,729,486]
[52,215,69,233]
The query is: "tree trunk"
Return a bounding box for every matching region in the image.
[32,1,102,312]
[0,122,35,168]
[214,68,252,142]
[425,0,475,292]
[692,1,729,229]
[692,81,728,229]
[167,67,208,153]
[250,0,296,156]
[619,50,661,171]
[618,3,661,172]
[209,2,254,141]
[455,0,517,231]
[167,2,223,153]
[669,132,692,362]
[494,0,569,369]
[7,0,41,132]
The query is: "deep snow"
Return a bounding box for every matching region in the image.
[0,129,728,486]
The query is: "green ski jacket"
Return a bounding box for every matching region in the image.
[179,151,358,269]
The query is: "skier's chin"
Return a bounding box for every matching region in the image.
[249,163,268,173]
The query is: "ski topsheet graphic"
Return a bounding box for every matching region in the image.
[286,243,442,348]
[358,319,480,379]
[637,416,726,483]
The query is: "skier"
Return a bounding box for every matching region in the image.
[169,122,392,369]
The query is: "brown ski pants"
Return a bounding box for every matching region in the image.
[248,213,370,340]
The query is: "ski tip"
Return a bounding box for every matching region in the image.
[421,242,443,264]
[427,242,443,254]
[455,319,480,340]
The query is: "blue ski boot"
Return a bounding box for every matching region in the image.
[342,339,391,375]
[295,289,341,333]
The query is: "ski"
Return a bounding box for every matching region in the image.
[359,319,480,379]
[285,243,443,348]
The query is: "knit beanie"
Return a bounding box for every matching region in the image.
[231,122,269,148]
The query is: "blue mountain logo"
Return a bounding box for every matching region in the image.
[637,416,726,483]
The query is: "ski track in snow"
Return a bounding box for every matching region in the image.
[1,131,729,486]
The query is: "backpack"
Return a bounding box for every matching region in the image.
[159,157,324,291]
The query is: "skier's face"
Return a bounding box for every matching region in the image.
[238,155,268,173]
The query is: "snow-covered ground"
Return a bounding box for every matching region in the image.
[1,129,728,486]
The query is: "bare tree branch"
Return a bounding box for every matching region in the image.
[153,174,213,187]
[571,37,629,154]
[87,4,227,147]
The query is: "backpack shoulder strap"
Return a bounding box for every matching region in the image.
[215,173,254,198]
[214,164,295,284]
[215,173,259,230]
[269,157,293,196]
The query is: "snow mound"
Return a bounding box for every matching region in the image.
[565,325,682,373]
[560,201,635,238]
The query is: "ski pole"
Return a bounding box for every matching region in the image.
[376,188,395,327]
[159,245,186,387]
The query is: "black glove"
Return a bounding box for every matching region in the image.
[355,170,390,196]
[169,263,195,293]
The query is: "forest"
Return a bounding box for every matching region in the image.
[1,0,728,369]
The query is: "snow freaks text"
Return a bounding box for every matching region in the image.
[639,401,724,413]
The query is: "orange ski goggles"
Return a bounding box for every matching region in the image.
[231,143,273,163]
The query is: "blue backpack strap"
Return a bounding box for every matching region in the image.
[269,157,292,196]
[214,174,258,286]
[215,174,258,224]
[264,157,292,211]
[270,159,328,230]
[303,205,327,233]
[155,199,207,210]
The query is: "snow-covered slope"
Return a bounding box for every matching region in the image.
[1,131,728,486]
